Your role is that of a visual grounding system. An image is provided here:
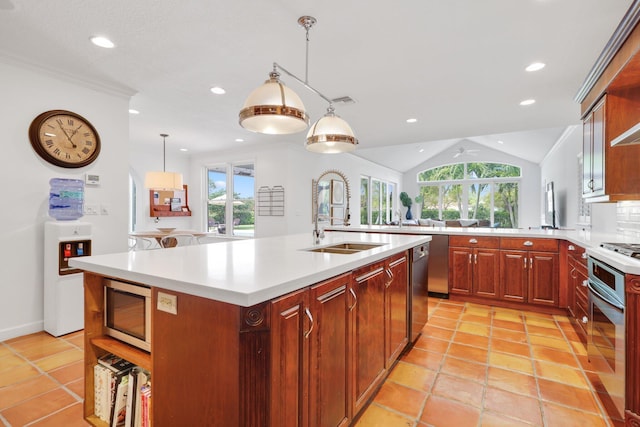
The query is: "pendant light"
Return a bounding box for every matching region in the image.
[239,16,358,153]
[144,133,184,191]
[306,106,357,153]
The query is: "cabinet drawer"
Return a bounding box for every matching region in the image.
[500,238,558,252]
[568,244,588,266]
[449,235,500,249]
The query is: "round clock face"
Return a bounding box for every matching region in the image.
[29,110,101,168]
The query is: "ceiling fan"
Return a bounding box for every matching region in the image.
[453,147,480,158]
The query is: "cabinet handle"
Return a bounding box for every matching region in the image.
[581,252,588,259]
[304,308,314,339]
[474,254,477,264]
[469,238,478,244]
[524,240,533,246]
[385,268,394,288]
[568,245,575,251]
[530,258,533,267]
[349,288,357,311]
[582,280,588,287]
[524,258,527,269]
[582,316,588,324]
[570,267,577,279]
[588,179,594,190]
[469,254,472,264]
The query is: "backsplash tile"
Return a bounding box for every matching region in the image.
[617,201,640,237]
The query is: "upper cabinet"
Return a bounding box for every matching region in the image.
[580,40,640,201]
[582,96,606,199]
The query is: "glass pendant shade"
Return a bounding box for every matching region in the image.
[239,72,309,134]
[144,171,183,191]
[306,110,358,154]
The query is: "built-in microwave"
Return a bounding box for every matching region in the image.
[104,279,152,352]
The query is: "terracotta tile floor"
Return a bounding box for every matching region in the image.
[0,298,621,426]
[356,298,623,427]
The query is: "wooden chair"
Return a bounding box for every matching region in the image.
[160,234,196,248]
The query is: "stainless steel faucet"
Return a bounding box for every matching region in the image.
[312,170,351,244]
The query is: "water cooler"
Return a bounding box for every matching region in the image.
[44,221,92,336]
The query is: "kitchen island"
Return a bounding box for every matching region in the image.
[70,231,431,427]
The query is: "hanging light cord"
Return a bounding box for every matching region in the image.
[160,133,168,172]
[272,15,333,109]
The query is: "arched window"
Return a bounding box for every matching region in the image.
[417,162,521,228]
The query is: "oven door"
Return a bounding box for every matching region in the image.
[588,281,625,421]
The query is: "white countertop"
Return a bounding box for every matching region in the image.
[70,232,431,307]
[327,225,640,275]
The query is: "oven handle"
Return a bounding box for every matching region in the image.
[587,281,624,310]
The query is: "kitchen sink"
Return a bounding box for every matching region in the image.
[305,242,384,254]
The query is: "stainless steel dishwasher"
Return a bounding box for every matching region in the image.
[427,234,449,296]
[409,243,429,342]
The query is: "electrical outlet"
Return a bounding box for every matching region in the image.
[157,292,177,315]
[84,204,99,215]
[100,204,111,215]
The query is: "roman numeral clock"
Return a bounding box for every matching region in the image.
[29,110,100,168]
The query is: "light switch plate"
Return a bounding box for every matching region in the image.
[157,292,177,315]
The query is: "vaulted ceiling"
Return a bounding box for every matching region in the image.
[0,0,633,171]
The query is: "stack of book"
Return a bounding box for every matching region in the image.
[94,353,151,427]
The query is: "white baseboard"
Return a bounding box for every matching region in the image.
[0,320,43,342]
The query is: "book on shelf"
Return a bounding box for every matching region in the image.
[98,353,135,373]
[123,366,151,427]
[111,375,129,427]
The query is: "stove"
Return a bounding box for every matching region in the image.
[600,242,640,259]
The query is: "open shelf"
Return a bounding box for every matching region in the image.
[90,335,152,371]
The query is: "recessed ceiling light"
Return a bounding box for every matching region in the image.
[210,86,226,95]
[90,36,115,49]
[497,140,504,144]
[128,109,140,115]
[525,62,545,72]
[519,99,536,106]
[419,148,424,153]
[179,148,188,152]
[235,138,244,142]
[406,118,417,123]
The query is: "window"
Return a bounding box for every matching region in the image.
[417,162,520,228]
[207,162,255,237]
[360,176,397,225]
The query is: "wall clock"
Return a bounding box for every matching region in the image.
[29,110,101,168]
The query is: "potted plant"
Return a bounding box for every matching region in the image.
[399,192,413,220]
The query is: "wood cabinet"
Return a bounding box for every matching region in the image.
[583,96,606,198]
[385,253,409,367]
[565,243,589,345]
[351,260,387,415]
[84,251,410,427]
[499,238,559,307]
[449,236,500,298]
[351,252,408,415]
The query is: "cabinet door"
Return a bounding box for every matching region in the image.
[351,261,387,415]
[528,251,559,306]
[567,254,577,316]
[385,253,408,367]
[474,249,500,298]
[582,112,594,196]
[449,247,473,294]
[500,250,527,303]
[270,288,310,427]
[591,99,605,195]
[309,274,351,427]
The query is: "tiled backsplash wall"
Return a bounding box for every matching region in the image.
[617,201,640,237]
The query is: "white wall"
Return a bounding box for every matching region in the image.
[188,142,403,237]
[0,61,131,340]
[402,140,541,228]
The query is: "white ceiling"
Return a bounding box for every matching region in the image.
[0,0,633,172]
